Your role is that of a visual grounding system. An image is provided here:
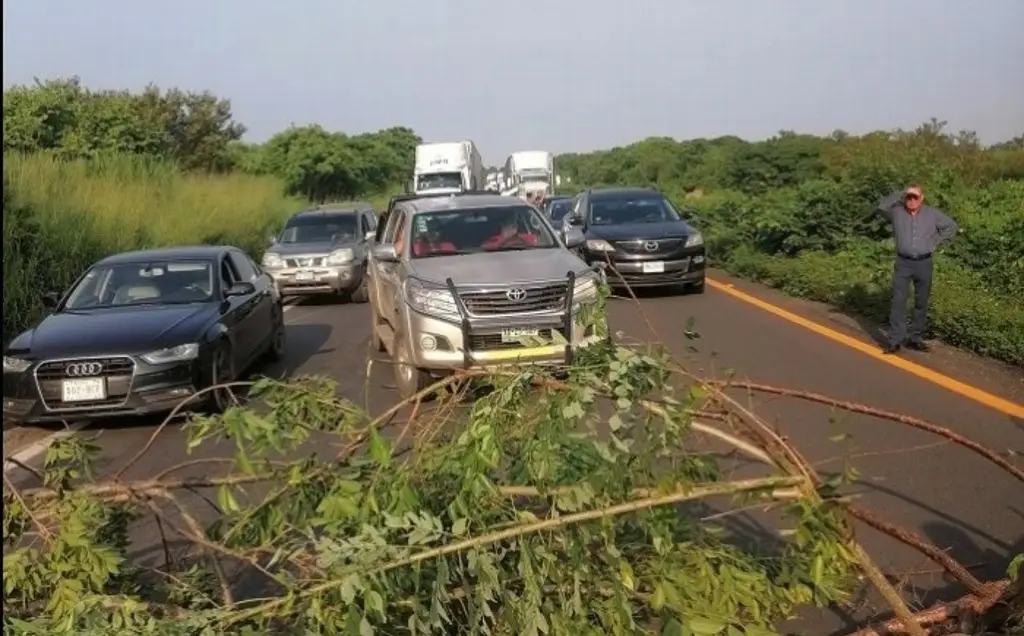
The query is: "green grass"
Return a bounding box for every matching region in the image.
[3,152,305,340]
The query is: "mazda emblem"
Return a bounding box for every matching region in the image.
[643,241,659,252]
[506,288,528,301]
[65,361,103,377]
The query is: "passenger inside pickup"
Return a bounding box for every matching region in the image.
[482,213,537,249]
[412,219,457,256]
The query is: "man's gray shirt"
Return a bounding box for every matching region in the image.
[876,191,958,259]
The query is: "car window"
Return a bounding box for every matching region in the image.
[393,212,409,257]
[360,214,372,236]
[548,200,573,222]
[63,259,216,309]
[228,251,257,281]
[382,208,405,243]
[279,214,358,243]
[409,205,559,259]
[588,195,682,226]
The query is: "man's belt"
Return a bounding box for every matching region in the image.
[898,252,933,261]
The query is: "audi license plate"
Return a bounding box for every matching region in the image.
[641,261,665,274]
[61,378,106,402]
[501,327,540,343]
[294,270,315,282]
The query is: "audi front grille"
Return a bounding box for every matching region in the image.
[459,283,567,316]
[34,356,137,411]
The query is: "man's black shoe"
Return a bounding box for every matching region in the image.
[882,343,901,354]
[905,340,930,352]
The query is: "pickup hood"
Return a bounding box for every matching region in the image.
[586,220,698,241]
[5,303,218,360]
[268,240,357,257]
[410,249,589,287]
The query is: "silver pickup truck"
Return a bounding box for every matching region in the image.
[367,193,606,398]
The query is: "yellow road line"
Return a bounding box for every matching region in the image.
[706,277,1024,419]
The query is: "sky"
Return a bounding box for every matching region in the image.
[4,0,1023,164]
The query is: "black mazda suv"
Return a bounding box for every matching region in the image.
[562,187,706,293]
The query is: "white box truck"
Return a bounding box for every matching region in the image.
[413,141,485,194]
[502,150,554,199]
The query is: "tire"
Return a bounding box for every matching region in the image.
[264,308,286,362]
[369,303,387,352]
[350,267,369,303]
[206,343,237,414]
[392,328,432,401]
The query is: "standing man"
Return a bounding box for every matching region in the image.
[876,185,958,354]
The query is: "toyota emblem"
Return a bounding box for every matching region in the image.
[65,361,103,377]
[506,288,528,301]
[643,241,659,252]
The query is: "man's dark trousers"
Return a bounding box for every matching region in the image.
[888,254,933,346]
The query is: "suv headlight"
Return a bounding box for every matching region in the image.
[585,239,615,252]
[685,232,704,248]
[140,343,200,365]
[3,356,31,374]
[326,248,354,265]
[573,275,599,302]
[405,279,459,320]
[263,253,284,269]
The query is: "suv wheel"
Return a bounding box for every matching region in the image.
[350,266,369,303]
[393,328,432,400]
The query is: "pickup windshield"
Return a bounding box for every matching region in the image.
[589,195,682,226]
[409,205,558,258]
[417,173,463,191]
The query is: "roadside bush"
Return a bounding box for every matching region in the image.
[2,152,304,341]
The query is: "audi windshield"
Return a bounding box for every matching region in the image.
[62,260,216,309]
[589,195,683,226]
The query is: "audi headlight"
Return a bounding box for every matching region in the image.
[585,239,615,252]
[3,356,31,374]
[326,248,354,265]
[262,253,284,269]
[685,232,704,248]
[405,279,459,319]
[140,343,200,365]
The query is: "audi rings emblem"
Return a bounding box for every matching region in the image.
[643,240,659,252]
[65,362,103,377]
[506,288,528,302]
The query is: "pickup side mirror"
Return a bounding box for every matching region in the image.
[563,227,586,249]
[42,291,61,309]
[224,282,256,297]
[371,244,400,262]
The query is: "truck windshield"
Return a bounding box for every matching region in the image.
[409,205,559,258]
[417,173,463,191]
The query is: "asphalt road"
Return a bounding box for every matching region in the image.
[5,269,1023,634]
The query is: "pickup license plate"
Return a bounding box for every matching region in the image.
[294,270,315,281]
[501,327,540,343]
[641,261,665,274]
[62,378,106,402]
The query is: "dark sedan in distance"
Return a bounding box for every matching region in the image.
[2,245,286,425]
[542,195,573,223]
[563,187,706,293]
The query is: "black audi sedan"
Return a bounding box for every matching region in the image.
[3,245,286,424]
[563,187,706,293]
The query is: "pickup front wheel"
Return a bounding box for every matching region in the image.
[393,328,433,401]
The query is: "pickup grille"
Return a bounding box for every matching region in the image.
[468,328,567,351]
[460,283,567,316]
[613,238,686,255]
[285,256,326,268]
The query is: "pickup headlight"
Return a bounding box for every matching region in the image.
[405,279,459,320]
[326,248,355,265]
[585,239,615,252]
[3,356,31,374]
[685,232,704,248]
[262,253,284,269]
[140,343,200,365]
[573,275,599,302]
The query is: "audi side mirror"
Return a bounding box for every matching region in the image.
[42,291,61,309]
